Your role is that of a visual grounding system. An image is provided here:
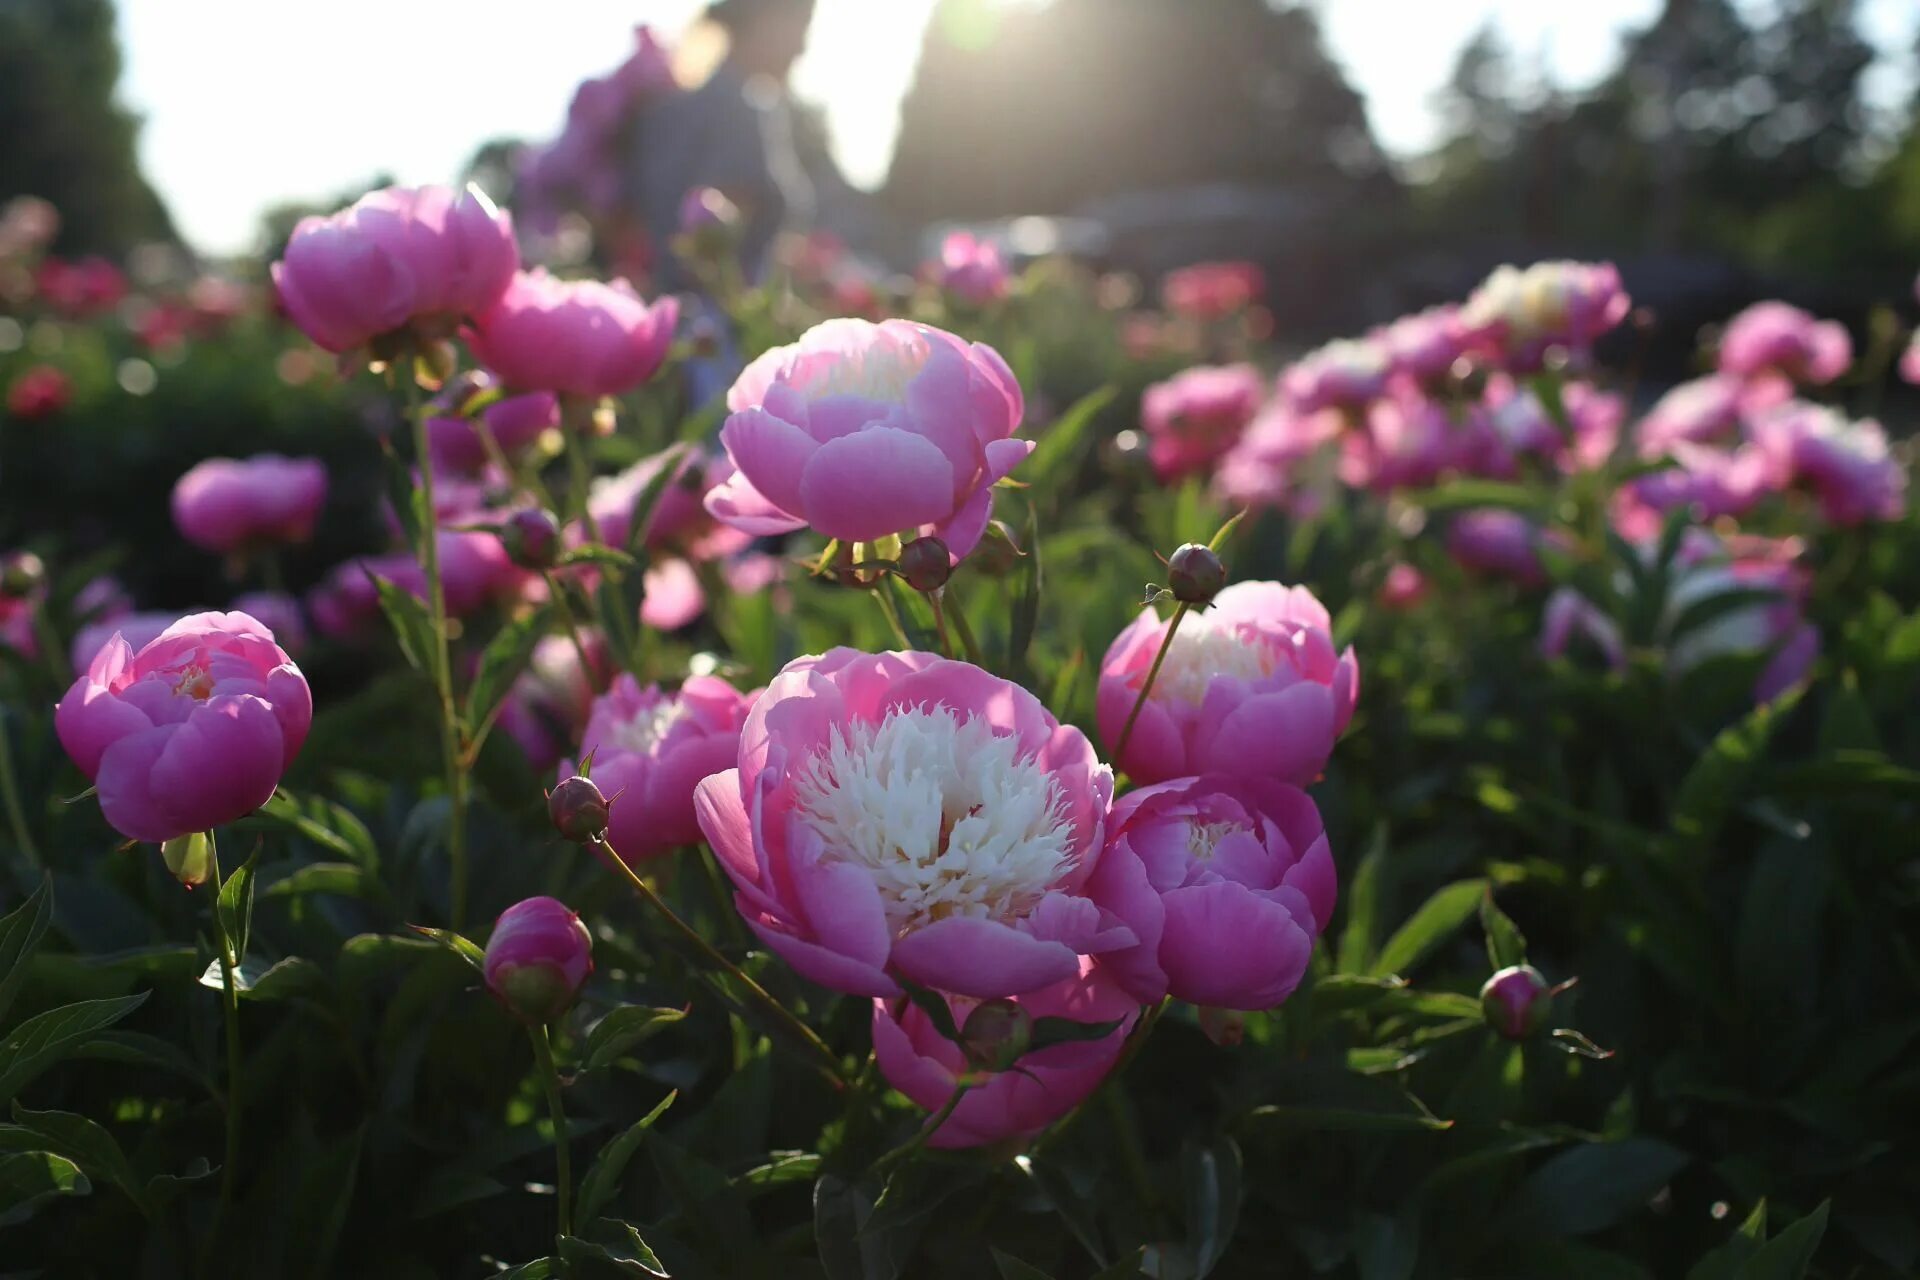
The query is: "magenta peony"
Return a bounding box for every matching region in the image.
[466,270,679,399]
[1140,363,1264,481]
[484,897,593,1024]
[171,455,327,556]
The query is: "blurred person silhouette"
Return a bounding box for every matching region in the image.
[634,0,819,294]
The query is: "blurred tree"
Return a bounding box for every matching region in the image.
[0,0,175,255]
[884,0,1389,222]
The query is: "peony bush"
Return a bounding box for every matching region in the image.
[0,160,1916,1279]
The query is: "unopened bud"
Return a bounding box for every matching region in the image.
[483,896,593,1024]
[897,536,952,593]
[499,508,561,571]
[1166,543,1225,605]
[0,550,46,598]
[1480,964,1554,1040]
[959,998,1033,1072]
[548,774,610,843]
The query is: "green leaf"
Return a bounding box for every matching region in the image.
[204,955,325,1002]
[576,1092,677,1225]
[1479,892,1527,969]
[408,925,486,973]
[1336,826,1389,972]
[69,1030,212,1094]
[897,976,963,1047]
[263,862,373,902]
[0,994,149,1103]
[367,570,437,673]
[3,1103,150,1217]
[145,1156,215,1205]
[814,1171,898,1280]
[1018,1153,1108,1267]
[1666,585,1788,644]
[1686,1198,1766,1280]
[623,443,694,560]
[408,1166,505,1219]
[218,840,260,961]
[1418,483,1548,515]
[250,790,380,871]
[1371,880,1487,978]
[493,1259,557,1279]
[0,1150,88,1226]
[1311,973,1410,1017]
[1027,1014,1127,1053]
[1667,689,1802,867]
[1182,1136,1243,1279]
[1241,1100,1452,1135]
[0,875,52,1026]
[583,1007,688,1073]
[557,544,640,570]
[1499,1138,1688,1237]
[160,831,215,888]
[992,1248,1059,1280]
[1744,1201,1829,1280]
[559,1218,670,1278]
[1023,384,1114,492]
[465,603,553,742]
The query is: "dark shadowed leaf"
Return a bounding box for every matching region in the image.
[1498,1138,1688,1237]
[1372,880,1487,977]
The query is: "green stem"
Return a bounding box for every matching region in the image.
[870,586,914,651]
[598,836,844,1088]
[528,1024,573,1244]
[0,710,39,867]
[1114,604,1190,760]
[202,832,243,1270]
[401,373,471,930]
[925,589,956,660]
[542,570,605,696]
[943,584,988,669]
[873,1081,972,1175]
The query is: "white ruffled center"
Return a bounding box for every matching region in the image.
[1185,820,1245,862]
[1154,614,1277,705]
[793,706,1074,935]
[606,698,691,756]
[803,332,929,404]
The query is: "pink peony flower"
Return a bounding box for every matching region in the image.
[483,897,593,1024]
[37,256,125,316]
[1481,965,1554,1039]
[6,365,71,420]
[1446,509,1555,586]
[703,319,1030,561]
[1625,443,1774,524]
[563,673,754,862]
[1380,306,1470,384]
[695,649,1122,999]
[272,184,518,354]
[871,959,1139,1149]
[1161,261,1264,320]
[171,455,327,555]
[1901,333,1920,386]
[1343,393,1463,492]
[427,391,559,475]
[1086,775,1334,1010]
[466,269,679,399]
[1461,261,1630,370]
[1636,375,1747,457]
[231,592,307,655]
[1140,363,1264,481]
[1717,301,1850,386]
[501,632,610,770]
[1213,403,1343,515]
[588,447,748,559]
[1378,563,1428,610]
[1751,402,1906,525]
[931,231,1009,307]
[1280,338,1390,415]
[55,611,311,843]
[1097,582,1358,788]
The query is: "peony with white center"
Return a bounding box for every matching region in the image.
[793,706,1075,936]
[1152,613,1278,706]
[1185,820,1245,862]
[606,697,693,756]
[801,329,928,403]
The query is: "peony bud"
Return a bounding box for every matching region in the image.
[1480,964,1554,1040]
[896,536,952,593]
[959,998,1033,1072]
[499,508,561,571]
[483,896,593,1024]
[1166,543,1225,605]
[0,550,46,599]
[548,774,610,843]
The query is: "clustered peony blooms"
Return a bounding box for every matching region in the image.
[931,231,1010,307]
[427,390,560,475]
[1636,375,1747,456]
[272,184,518,355]
[307,532,527,638]
[1087,775,1335,1010]
[696,649,1123,1000]
[6,365,71,420]
[466,269,679,400]
[1140,363,1265,481]
[1160,261,1264,320]
[1379,305,1470,384]
[171,454,328,556]
[56,611,311,844]
[1279,338,1390,415]
[1461,260,1630,369]
[1716,301,1851,387]
[564,673,754,863]
[1752,402,1907,526]
[871,960,1139,1149]
[483,897,593,1024]
[502,632,611,771]
[704,319,1030,561]
[1446,509,1554,586]
[1098,582,1358,789]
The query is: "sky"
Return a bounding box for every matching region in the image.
[114,0,1920,256]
